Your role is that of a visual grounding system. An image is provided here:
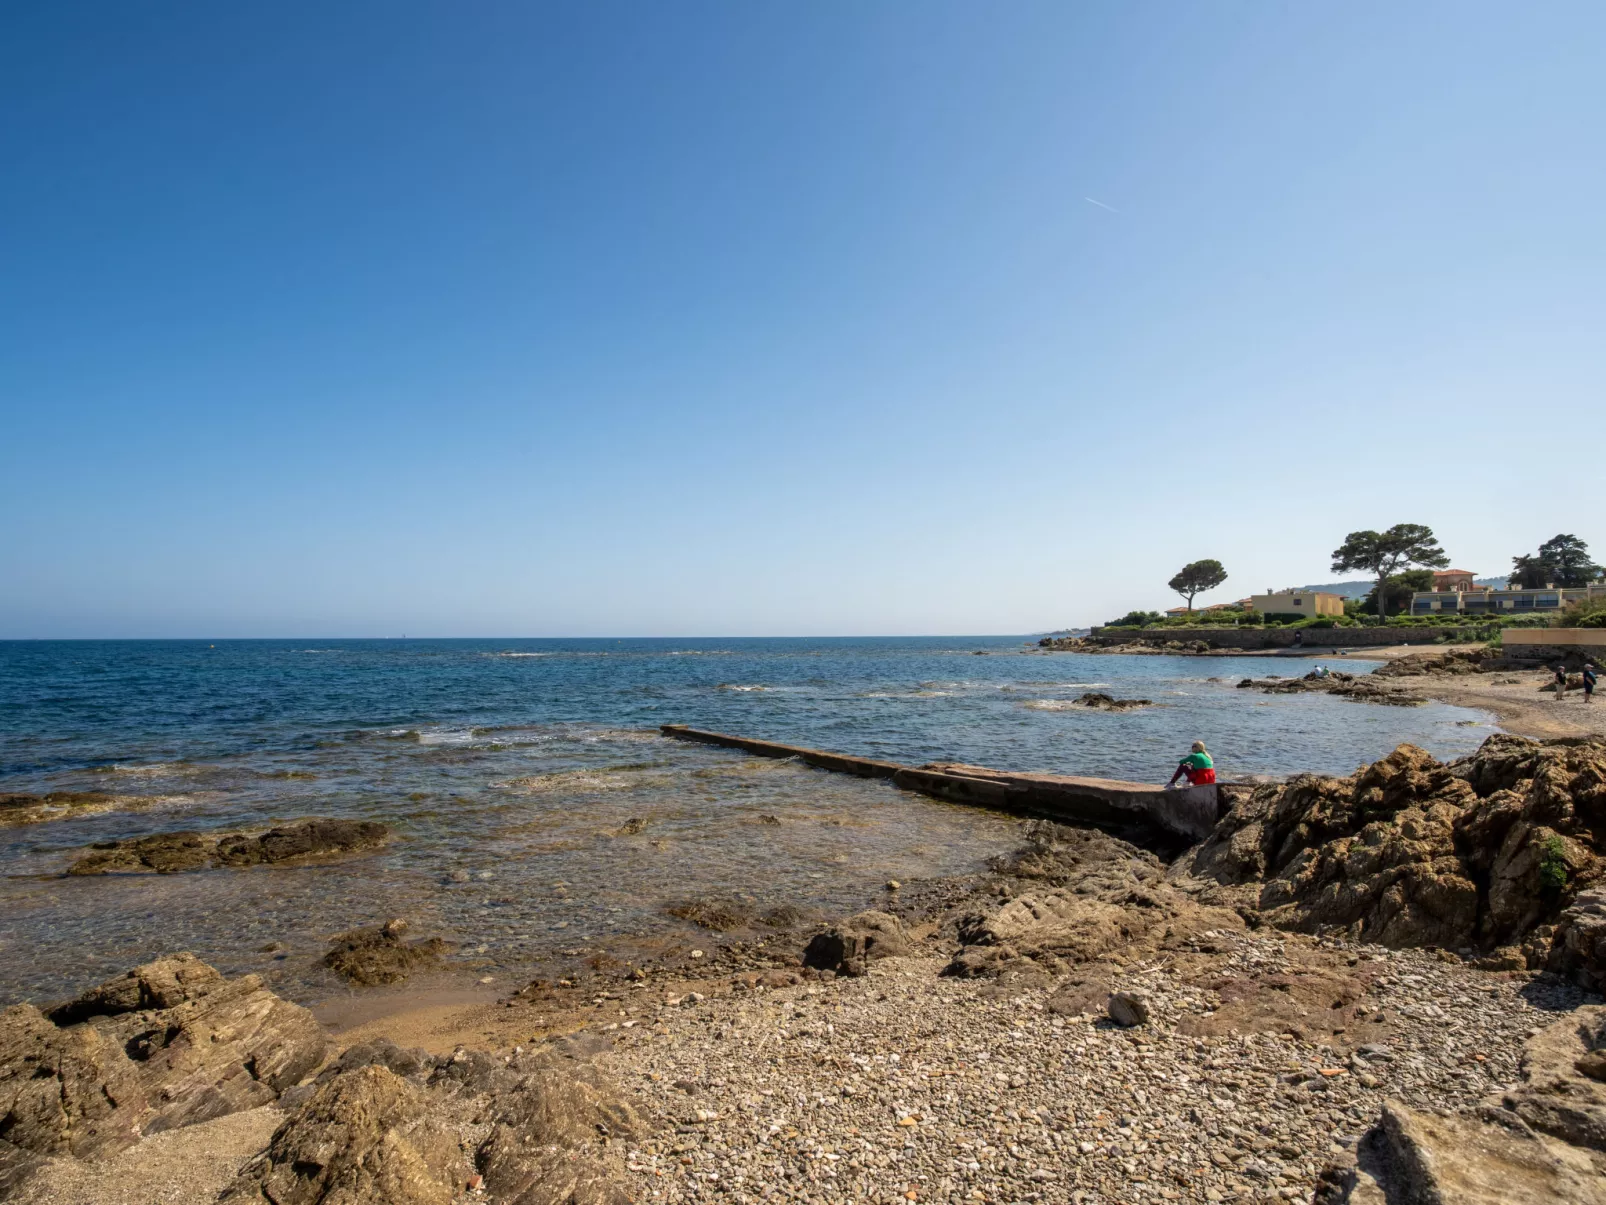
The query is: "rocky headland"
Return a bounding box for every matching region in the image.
[5,735,1606,1204]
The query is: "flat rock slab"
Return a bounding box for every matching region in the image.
[66,819,389,875]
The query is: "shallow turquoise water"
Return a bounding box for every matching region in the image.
[0,637,1494,1004]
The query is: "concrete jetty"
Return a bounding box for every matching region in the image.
[659,725,1219,845]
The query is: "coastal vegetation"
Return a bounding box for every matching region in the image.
[1512,532,1602,588]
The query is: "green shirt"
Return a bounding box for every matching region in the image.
[1179,751,1213,771]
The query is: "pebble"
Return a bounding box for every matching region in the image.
[607,930,1586,1205]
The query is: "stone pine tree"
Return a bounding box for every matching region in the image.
[1511,534,1602,589]
[1168,559,1227,614]
[1331,525,1450,621]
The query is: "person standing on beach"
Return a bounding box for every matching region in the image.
[1584,661,1597,704]
[1167,741,1216,787]
[1554,664,1570,701]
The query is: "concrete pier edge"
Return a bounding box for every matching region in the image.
[659,724,1219,847]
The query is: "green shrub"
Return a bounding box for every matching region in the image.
[1103,610,1163,629]
[1539,835,1569,891]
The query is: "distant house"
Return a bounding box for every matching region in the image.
[1431,569,1477,592]
[1249,590,1344,617]
[1411,583,1606,617]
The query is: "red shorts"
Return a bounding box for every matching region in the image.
[1184,768,1217,785]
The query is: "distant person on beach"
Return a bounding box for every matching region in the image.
[1554,664,1569,701]
[1584,662,1597,704]
[1167,741,1216,788]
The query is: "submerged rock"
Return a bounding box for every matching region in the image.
[0,791,117,827]
[323,919,449,986]
[66,818,390,875]
[1071,691,1152,711]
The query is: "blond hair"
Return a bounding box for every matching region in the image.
[1191,740,1207,753]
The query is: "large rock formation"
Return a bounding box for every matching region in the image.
[224,1034,642,1205]
[0,954,326,1196]
[66,818,390,875]
[1179,736,1606,980]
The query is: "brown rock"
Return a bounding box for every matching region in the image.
[802,911,910,977]
[323,920,449,986]
[0,955,325,1196]
[67,819,390,875]
[222,1065,467,1205]
[1182,737,1606,968]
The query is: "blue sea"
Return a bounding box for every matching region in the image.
[0,637,1494,1005]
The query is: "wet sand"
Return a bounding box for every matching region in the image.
[1300,643,1606,741]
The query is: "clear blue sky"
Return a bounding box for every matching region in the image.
[3,2,1602,637]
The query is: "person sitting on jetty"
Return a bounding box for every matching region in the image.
[1166,741,1216,788]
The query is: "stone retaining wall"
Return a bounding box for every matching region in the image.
[1089,625,1481,649]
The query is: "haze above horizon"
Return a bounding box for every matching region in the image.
[3,3,1602,639]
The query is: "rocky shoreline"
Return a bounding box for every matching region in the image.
[5,733,1606,1204]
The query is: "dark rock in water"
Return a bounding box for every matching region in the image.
[613,816,650,836]
[1072,692,1152,712]
[803,911,910,977]
[66,818,390,875]
[224,1035,642,1205]
[756,903,810,929]
[68,831,214,875]
[0,953,325,1196]
[666,897,751,932]
[323,919,449,985]
[0,790,117,827]
[216,819,389,866]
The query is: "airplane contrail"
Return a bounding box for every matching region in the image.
[1084,197,1119,213]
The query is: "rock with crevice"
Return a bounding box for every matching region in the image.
[224,1035,643,1205]
[1180,736,1606,970]
[0,954,325,1196]
[943,824,1242,978]
[1322,1009,1606,1203]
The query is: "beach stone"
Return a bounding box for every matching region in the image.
[1107,990,1151,1027]
[802,911,910,977]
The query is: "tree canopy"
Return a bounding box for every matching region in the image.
[1331,525,1449,619]
[1511,534,1602,589]
[1167,559,1227,613]
[1359,569,1436,616]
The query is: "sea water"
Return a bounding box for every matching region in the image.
[0,637,1493,1003]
